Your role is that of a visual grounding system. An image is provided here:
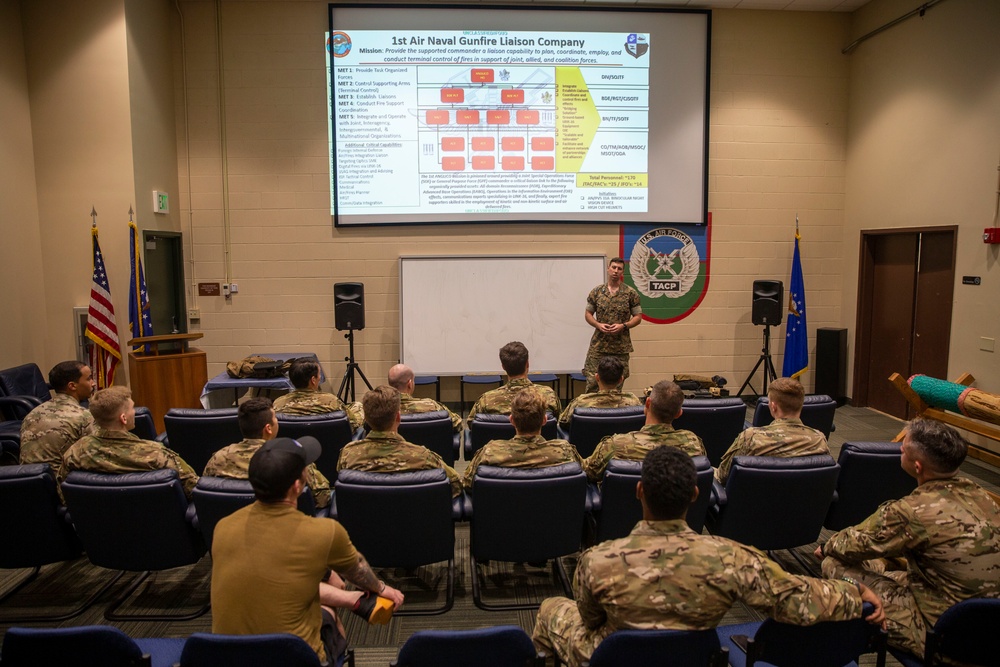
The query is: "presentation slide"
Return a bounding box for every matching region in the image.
[327,6,709,227]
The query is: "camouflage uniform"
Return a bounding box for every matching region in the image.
[715,417,829,484]
[203,438,331,509]
[272,390,364,431]
[533,519,864,667]
[583,283,642,393]
[821,477,1000,657]
[583,424,705,482]
[19,394,96,471]
[467,378,561,422]
[461,434,583,490]
[399,392,462,432]
[59,428,199,499]
[558,390,642,427]
[337,430,462,498]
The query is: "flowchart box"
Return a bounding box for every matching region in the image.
[441,88,464,103]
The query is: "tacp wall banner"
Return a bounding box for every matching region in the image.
[620,218,711,324]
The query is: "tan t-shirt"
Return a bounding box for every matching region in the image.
[211,501,359,663]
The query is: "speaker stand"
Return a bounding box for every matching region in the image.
[738,324,778,401]
[337,329,373,403]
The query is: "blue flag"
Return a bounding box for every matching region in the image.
[782,228,808,379]
[128,220,153,350]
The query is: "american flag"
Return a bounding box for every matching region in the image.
[128,219,153,351]
[86,223,122,388]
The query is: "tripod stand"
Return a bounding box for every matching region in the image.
[337,329,372,403]
[738,324,778,400]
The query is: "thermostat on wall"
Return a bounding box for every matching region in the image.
[153,190,169,214]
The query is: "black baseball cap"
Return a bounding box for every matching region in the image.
[248,436,322,501]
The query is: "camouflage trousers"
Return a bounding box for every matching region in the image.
[822,556,926,658]
[582,350,630,394]
[532,597,611,667]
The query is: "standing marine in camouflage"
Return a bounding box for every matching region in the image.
[467,341,561,422]
[584,380,704,482]
[19,360,96,471]
[533,446,885,667]
[387,363,462,432]
[204,396,331,509]
[559,356,641,428]
[715,376,828,484]
[818,418,1000,658]
[273,358,364,431]
[337,385,461,497]
[462,389,583,489]
[582,257,642,393]
[59,386,199,498]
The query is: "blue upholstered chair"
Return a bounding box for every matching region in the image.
[591,455,715,544]
[0,395,38,463]
[716,602,886,667]
[398,410,460,466]
[413,374,441,401]
[163,407,241,475]
[392,625,542,667]
[334,468,460,615]
[275,411,356,482]
[61,468,209,621]
[567,372,588,401]
[178,632,355,667]
[889,597,1000,667]
[672,397,748,467]
[527,373,560,399]
[468,462,587,610]
[749,394,837,439]
[460,374,502,415]
[707,455,840,567]
[565,405,646,459]
[575,628,729,667]
[824,441,917,531]
[130,406,162,441]
[192,476,323,550]
[0,625,186,667]
[0,363,50,404]
[0,464,120,622]
[465,413,557,459]
[0,397,30,464]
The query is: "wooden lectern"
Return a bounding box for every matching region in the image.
[127,333,207,433]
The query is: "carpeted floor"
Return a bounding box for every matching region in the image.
[1,405,994,666]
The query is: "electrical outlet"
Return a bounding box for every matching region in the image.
[188,308,200,320]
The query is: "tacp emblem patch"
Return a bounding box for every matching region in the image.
[621,222,711,323]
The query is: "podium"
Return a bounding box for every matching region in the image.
[127,333,208,433]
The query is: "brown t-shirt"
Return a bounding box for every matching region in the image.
[211,501,359,663]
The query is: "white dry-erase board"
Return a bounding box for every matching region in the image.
[400,255,606,375]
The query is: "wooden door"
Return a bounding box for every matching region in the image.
[853,228,956,419]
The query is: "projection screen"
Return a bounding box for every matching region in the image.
[327,4,710,227]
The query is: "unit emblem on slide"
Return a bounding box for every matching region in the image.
[329,31,352,58]
[625,33,648,59]
[622,223,711,324]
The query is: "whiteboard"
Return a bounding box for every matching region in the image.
[400,255,607,375]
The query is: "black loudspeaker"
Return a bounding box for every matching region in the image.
[816,327,848,404]
[334,282,365,331]
[751,280,783,326]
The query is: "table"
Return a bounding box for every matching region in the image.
[200,352,326,408]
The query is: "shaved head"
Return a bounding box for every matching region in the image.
[388,364,414,391]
